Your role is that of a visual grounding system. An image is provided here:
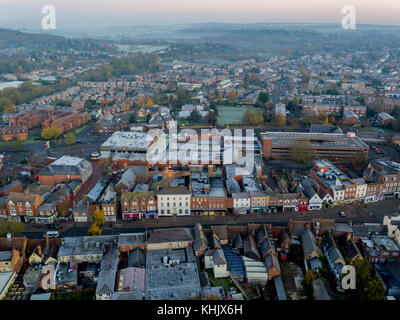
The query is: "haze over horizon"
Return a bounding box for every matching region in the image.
[1,0,400,30]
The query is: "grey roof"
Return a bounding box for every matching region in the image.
[244,236,261,261]
[127,248,146,268]
[111,291,143,300]
[116,168,136,189]
[273,276,287,300]
[0,250,13,261]
[96,244,119,296]
[309,257,322,272]
[39,156,91,177]
[301,229,322,258]
[213,249,227,266]
[146,228,194,244]
[157,187,191,195]
[327,246,344,264]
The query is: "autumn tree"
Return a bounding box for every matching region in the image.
[227,90,237,103]
[258,91,269,104]
[274,114,286,126]
[65,132,76,145]
[94,209,105,227]
[4,103,15,113]
[87,223,102,236]
[41,126,62,140]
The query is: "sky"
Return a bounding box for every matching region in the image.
[1,0,400,29]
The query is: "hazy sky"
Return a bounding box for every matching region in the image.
[1,0,400,28]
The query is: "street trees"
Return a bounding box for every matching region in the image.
[0,219,24,237]
[41,126,62,140]
[65,132,76,145]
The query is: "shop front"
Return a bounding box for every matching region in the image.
[250,207,269,214]
[144,211,158,219]
[122,212,142,220]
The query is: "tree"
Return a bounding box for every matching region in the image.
[189,109,202,123]
[205,111,217,126]
[4,103,15,113]
[344,258,385,300]
[274,114,286,126]
[129,114,137,123]
[41,126,62,140]
[94,209,105,227]
[146,97,154,107]
[87,223,102,236]
[258,92,269,104]
[65,132,76,145]
[228,90,237,103]
[0,220,24,237]
[289,140,316,164]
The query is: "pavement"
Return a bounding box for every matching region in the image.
[22,199,400,239]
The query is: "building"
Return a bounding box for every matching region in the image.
[190,172,227,216]
[261,131,369,160]
[232,192,251,215]
[1,125,28,142]
[302,104,341,115]
[377,112,395,126]
[145,248,201,300]
[38,156,93,186]
[6,191,45,222]
[96,244,119,300]
[121,191,157,220]
[100,185,117,222]
[157,187,191,217]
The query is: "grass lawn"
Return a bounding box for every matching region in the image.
[206,269,233,291]
[217,105,261,126]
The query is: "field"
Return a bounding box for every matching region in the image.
[217,105,260,126]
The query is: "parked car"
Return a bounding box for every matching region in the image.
[43,231,59,238]
[339,211,346,217]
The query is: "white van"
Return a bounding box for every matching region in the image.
[43,231,60,238]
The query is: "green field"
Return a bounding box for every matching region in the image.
[217,106,260,126]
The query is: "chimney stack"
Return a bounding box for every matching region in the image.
[45,234,49,249]
[37,244,43,257]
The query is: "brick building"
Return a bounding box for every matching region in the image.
[38,155,93,186]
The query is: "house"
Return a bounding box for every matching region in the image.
[115,168,136,194]
[377,112,395,126]
[211,249,229,278]
[277,230,292,255]
[72,198,89,223]
[0,180,23,197]
[121,191,157,220]
[193,223,209,257]
[0,249,20,272]
[100,184,117,222]
[6,190,45,223]
[96,244,119,300]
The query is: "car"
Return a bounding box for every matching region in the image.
[43,231,59,238]
[339,211,346,217]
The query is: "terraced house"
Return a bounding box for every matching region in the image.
[6,190,45,222]
[121,191,157,220]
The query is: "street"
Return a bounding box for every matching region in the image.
[22,199,400,239]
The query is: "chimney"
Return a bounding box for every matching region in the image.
[37,244,43,257]
[73,200,76,209]
[24,189,30,196]
[45,234,49,249]
[136,235,139,241]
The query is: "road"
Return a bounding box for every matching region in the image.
[22,199,400,239]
